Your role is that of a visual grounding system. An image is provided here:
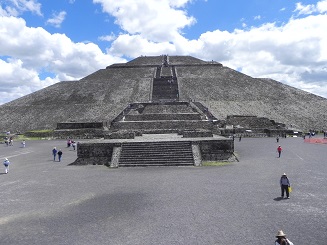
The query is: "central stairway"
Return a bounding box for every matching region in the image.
[119,141,194,166]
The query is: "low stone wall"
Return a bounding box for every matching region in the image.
[53,129,105,139]
[183,130,213,138]
[72,142,116,165]
[125,113,201,121]
[198,140,234,161]
[226,115,286,129]
[111,120,213,131]
[105,131,136,139]
[24,131,54,138]
[56,122,104,130]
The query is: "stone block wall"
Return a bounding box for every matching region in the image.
[111,120,213,131]
[182,130,213,138]
[53,129,105,139]
[198,140,234,161]
[56,122,104,129]
[124,113,201,121]
[72,143,115,165]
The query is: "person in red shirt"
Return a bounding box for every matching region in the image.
[277,145,282,158]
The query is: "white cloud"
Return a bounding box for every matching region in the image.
[0,16,126,104]
[46,11,66,28]
[93,0,196,42]
[0,0,42,16]
[317,0,327,12]
[294,2,316,15]
[0,58,59,104]
[99,32,116,42]
[294,0,327,15]
[109,34,176,58]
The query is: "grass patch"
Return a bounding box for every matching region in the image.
[27,129,53,133]
[15,135,47,141]
[1,129,54,141]
[202,161,233,167]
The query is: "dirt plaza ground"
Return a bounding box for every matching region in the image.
[0,136,326,245]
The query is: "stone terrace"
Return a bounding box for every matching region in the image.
[109,102,214,134]
[121,55,212,66]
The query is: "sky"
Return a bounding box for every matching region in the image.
[0,0,327,105]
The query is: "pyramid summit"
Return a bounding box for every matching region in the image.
[1,55,326,133]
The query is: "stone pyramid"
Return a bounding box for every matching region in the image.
[1,55,326,133]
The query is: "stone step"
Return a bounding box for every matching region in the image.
[120,151,193,156]
[120,159,194,163]
[120,149,192,154]
[119,141,194,166]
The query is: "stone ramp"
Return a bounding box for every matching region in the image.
[152,77,179,101]
[119,141,194,166]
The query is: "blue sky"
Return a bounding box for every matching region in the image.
[0,0,327,104]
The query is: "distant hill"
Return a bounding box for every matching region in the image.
[1,55,326,133]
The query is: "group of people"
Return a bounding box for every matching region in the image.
[52,147,63,162]
[52,139,77,162]
[67,139,76,150]
[4,136,14,146]
[3,139,77,173]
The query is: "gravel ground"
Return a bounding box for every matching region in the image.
[0,137,326,245]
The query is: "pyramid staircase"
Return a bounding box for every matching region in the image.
[118,141,194,166]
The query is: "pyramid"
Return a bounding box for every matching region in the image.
[1,55,326,133]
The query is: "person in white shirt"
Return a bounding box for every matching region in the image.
[3,158,10,174]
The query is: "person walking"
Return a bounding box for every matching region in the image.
[21,140,26,148]
[52,147,58,161]
[3,158,10,174]
[276,136,279,143]
[58,149,63,162]
[280,173,291,199]
[277,145,282,158]
[275,230,293,245]
[72,141,76,150]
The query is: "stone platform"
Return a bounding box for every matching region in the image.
[73,133,234,167]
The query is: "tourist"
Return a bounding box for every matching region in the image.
[72,141,76,150]
[280,173,291,199]
[58,149,63,162]
[52,147,58,161]
[277,145,282,157]
[21,140,26,148]
[239,135,242,141]
[276,136,279,143]
[67,139,71,148]
[275,230,293,245]
[3,158,10,174]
